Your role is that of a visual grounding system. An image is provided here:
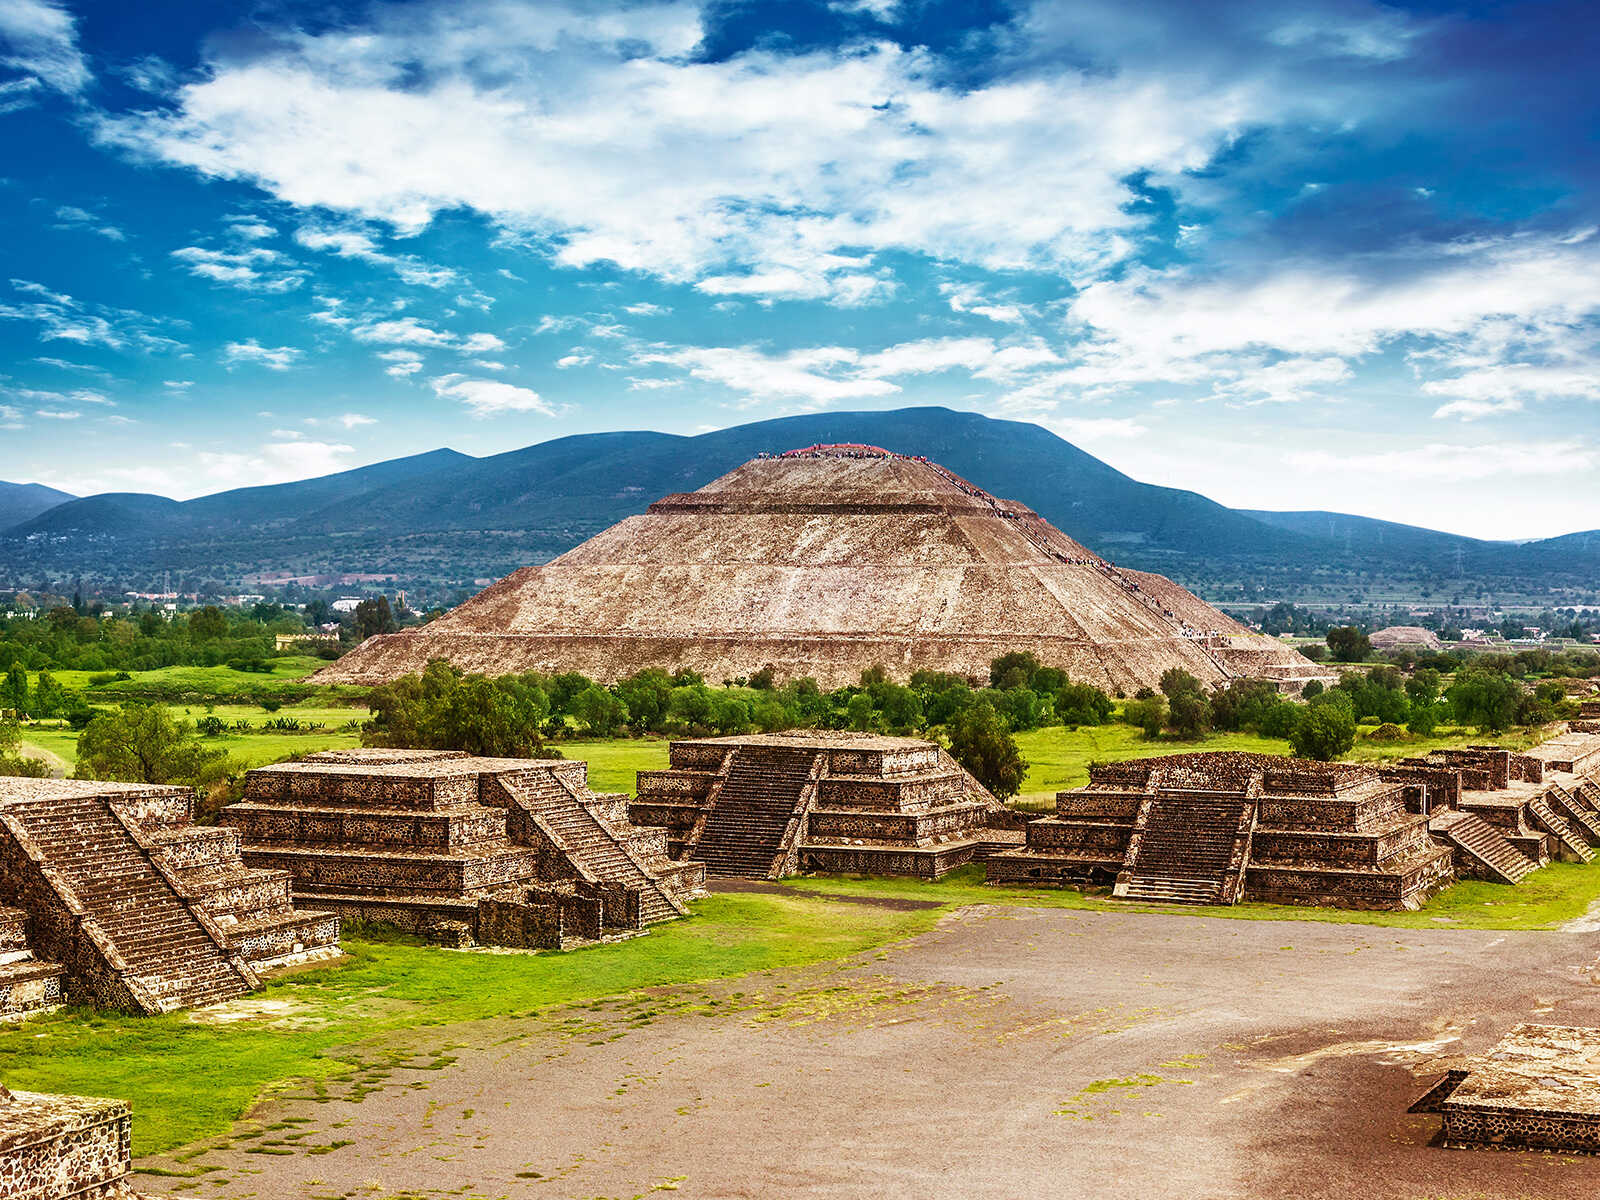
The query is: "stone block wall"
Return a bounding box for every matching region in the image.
[0,1089,131,1199]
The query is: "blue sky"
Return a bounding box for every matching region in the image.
[1,0,1597,538]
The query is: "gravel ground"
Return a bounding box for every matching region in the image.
[140,904,1600,1200]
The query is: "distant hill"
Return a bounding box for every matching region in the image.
[0,481,75,532]
[2,407,1596,605]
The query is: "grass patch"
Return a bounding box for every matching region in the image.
[1012,722,1554,804]
[6,855,1600,1157]
[0,892,934,1156]
[558,738,671,795]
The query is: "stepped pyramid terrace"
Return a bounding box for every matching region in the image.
[988,732,1600,910]
[314,444,1327,694]
[222,749,704,948]
[630,731,1022,880]
[0,777,340,1015]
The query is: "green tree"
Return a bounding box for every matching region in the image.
[1326,626,1372,663]
[1289,704,1356,761]
[363,661,550,757]
[615,668,674,731]
[1167,690,1212,739]
[709,692,752,735]
[1159,668,1204,699]
[1054,681,1113,728]
[0,720,50,778]
[187,606,229,640]
[1445,667,1523,733]
[1123,696,1167,739]
[572,685,628,736]
[76,704,230,785]
[845,692,876,731]
[946,699,1027,798]
[353,596,398,640]
[31,672,65,720]
[3,664,27,717]
[989,651,1041,691]
[1405,668,1441,708]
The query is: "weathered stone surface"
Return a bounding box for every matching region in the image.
[1413,1024,1600,1153]
[224,749,703,948]
[632,730,1018,880]
[314,446,1325,693]
[0,777,338,1014]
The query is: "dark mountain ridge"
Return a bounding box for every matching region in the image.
[2,407,1594,605]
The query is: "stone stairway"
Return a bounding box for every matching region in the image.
[1429,810,1538,884]
[1549,786,1600,846]
[694,748,821,878]
[1115,790,1253,905]
[1527,794,1595,863]
[2,796,253,1013]
[499,772,685,924]
[0,907,63,1020]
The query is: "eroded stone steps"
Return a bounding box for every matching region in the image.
[1429,810,1538,884]
[695,751,820,878]
[1549,787,1600,846]
[500,773,684,923]
[1527,795,1595,863]
[1117,792,1251,905]
[5,797,251,1012]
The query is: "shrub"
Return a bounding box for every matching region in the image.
[1122,696,1167,738]
[946,699,1027,798]
[1289,704,1356,761]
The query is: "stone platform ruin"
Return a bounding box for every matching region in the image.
[987,752,1453,908]
[988,733,1600,910]
[1411,1024,1600,1153]
[315,444,1327,694]
[0,1082,154,1200]
[0,777,341,1015]
[223,749,704,949]
[630,732,1021,880]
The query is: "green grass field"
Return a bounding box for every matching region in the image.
[558,737,672,793]
[6,860,1600,1158]
[1011,722,1548,804]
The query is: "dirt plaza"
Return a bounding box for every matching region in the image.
[137,893,1600,1200]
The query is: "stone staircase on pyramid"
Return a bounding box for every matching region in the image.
[492,767,692,924]
[1526,794,1595,863]
[690,746,823,879]
[0,906,63,1021]
[1112,783,1256,906]
[0,789,257,1014]
[1547,784,1600,846]
[1428,810,1539,885]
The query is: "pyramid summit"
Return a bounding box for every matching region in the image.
[315,444,1323,692]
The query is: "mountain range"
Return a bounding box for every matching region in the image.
[2,407,1595,607]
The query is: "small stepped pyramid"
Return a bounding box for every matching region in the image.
[1547,785,1600,846]
[1527,794,1595,863]
[1114,789,1252,905]
[497,768,688,924]
[0,907,63,1020]
[0,790,253,1013]
[1429,810,1538,884]
[139,821,341,972]
[693,747,821,878]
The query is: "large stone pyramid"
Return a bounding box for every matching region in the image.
[316,445,1323,692]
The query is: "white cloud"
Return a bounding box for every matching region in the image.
[97,0,1355,304]
[1045,416,1149,441]
[0,0,88,97]
[171,244,305,292]
[194,439,356,487]
[1285,440,1595,482]
[306,412,377,429]
[429,373,554,417]
[294,223,464,289]
[223,339,302,370]
[556,353,592,368]
[457,332,505,354]
[33,407,80,419]
[0,278,181,353]
[52,205,126,241]
[351,317,456,348]
[623,302,670,316]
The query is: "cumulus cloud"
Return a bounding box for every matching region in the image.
[223,339,302,370]
[94,0,1375,303]
[429,373,554,417]
[294,223,464,289]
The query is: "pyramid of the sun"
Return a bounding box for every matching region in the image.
[316,445,1324,693]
